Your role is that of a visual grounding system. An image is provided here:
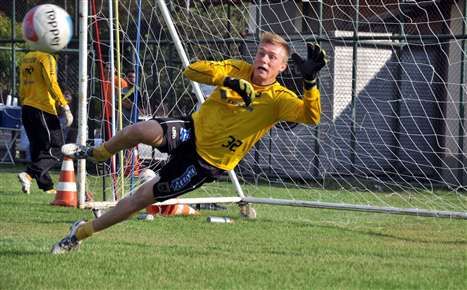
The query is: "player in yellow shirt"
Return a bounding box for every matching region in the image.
[51,32,327,254]
[17,50,73,194]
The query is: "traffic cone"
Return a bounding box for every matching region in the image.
[145,204,198,217]
[51,156,78,207]
[162,204,198,216]
[146,204,162,215]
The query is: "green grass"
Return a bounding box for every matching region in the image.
[0,164,466,290]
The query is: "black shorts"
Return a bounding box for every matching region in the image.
[151,117,224,202]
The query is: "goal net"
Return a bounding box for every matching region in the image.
[80,0,467,219]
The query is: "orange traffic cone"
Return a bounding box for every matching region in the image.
[162,204,198,216]
[145,204,198,217]
[146,204,162,215]
[51,156,78,207]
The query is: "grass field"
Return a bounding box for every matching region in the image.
[0,165,466,290]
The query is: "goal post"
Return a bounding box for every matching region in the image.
[77,0,88,207]
[77,0,467,220]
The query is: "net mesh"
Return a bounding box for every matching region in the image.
[84,0,467,216]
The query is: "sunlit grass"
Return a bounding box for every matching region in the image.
[0,165,466,289]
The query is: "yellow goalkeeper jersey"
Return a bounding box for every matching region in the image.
[184,59,321,171]
[19,50,67,116]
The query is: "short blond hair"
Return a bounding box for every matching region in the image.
[260,32,290,62]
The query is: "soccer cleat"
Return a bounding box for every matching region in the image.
[17,172,32,194]
[51,220,86,254]
[61,143,94,160]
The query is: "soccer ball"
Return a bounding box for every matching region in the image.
[22,4,73,53]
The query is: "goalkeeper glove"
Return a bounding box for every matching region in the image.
[62,105,73,127]
[291,43,328,90]
[223,77,256,108]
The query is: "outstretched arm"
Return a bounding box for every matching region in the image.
[276,86,321,125]
[183,60,235,86]
[287,43,327,124]
[184,59,257,108]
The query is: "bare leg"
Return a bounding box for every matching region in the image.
[104,120,165,154]
[90,120,164,231]
[92,176,159,232]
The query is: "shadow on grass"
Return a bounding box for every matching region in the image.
[356,227,467,245]
[258,216,467,245]
[0,249,43,257]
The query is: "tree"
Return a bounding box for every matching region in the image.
[0,12,24,97]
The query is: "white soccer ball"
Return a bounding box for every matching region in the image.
[22,4,73,53]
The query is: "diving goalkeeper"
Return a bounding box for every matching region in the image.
[51,31,327,254]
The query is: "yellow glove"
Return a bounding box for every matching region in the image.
[223,77,256,108]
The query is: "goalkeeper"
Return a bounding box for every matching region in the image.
[51,32,327,254]
[17,50,73,195]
